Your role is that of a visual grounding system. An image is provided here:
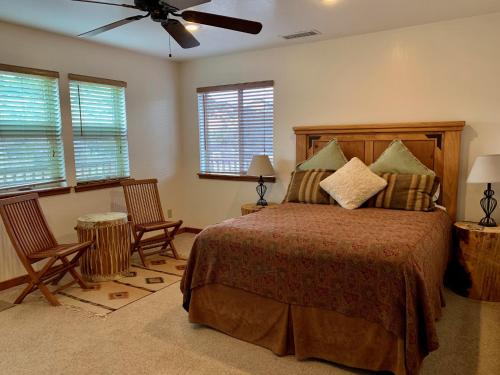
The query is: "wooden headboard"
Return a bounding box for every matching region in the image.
[294,121,465,220]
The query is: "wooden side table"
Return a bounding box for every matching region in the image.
[76,212,131,282]
[451,221,500,301]
[241,203,278,215]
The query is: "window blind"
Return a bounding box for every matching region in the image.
[197,81,274,175]
[0,67,66,191]
[69,79,130,183]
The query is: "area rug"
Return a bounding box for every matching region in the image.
[0,300,14,312]
[57,256,187,316]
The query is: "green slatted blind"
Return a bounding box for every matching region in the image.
[0,67,66,191]
[69,79,130,183]
[197,81,274,175]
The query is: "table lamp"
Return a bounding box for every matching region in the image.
[467,154,500,227]
[247,155,275,206]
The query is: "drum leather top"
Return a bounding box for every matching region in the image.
[77,212,128,229]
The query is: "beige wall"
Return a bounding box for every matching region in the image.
[0,22,181,281]
[179,12,500,228]
[3,12,500,281]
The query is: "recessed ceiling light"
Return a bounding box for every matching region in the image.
[185,24,200,32]
[322,0,340,5]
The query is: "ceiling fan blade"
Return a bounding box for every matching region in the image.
[78,15,146,37]
[72,0,139,9]
[181,10,262,34]
[165,0,211,10]
[162,19,200,49]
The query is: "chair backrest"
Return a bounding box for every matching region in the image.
[0,194,58,260]
[121,179,165,227]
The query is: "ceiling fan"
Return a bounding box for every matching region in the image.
[72,0,263,49]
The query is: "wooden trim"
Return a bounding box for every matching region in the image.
[294,121,465,134]
[68,73,127,88]
[0,186,71,199]
[0,63,59,78]
[197,173,276,183]
[74,178,131,193]
[178,227,203,235]
[294,121,465,221]
[197,80,274,93]
[0,274,30,291]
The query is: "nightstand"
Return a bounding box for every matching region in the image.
[241,203,278,216]
[451,221,500,301]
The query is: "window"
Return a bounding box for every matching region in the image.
[0,65,66,192]
[197,81,274,176]
[69,75,130,184]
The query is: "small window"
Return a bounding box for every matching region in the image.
[197,81,274,175]
[69,75,130,184]
[0,65,66,192]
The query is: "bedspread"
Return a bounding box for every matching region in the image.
[181,203,452,374]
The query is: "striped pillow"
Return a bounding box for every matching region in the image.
[370,173,440,211]
[284,169,335,204]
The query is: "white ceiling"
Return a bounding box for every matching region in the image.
[1,0,500,61]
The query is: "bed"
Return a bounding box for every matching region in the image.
[181,121,465,375]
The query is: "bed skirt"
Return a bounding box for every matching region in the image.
[189,284,408,375]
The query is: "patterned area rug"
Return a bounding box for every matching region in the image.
[58,255,187,316]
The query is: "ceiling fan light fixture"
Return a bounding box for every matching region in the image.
[185,23,200,32]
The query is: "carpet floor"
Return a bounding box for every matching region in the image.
[0,233,499,375]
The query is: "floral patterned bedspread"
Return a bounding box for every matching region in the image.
[181,203,452,374]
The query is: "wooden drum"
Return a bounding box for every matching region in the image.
[76,212,130,282]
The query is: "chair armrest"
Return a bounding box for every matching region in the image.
[136,220,182,232]
[28,241,93,260]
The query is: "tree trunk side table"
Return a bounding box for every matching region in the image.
[76,212,131,282]
[452,221,500,301]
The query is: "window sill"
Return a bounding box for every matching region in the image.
[0,186,71,199]
[197,173,276,183]
[74,178,131,193]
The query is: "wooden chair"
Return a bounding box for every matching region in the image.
[0,194,92,306]
[121,179,182,266]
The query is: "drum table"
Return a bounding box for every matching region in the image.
[76,212,130,282]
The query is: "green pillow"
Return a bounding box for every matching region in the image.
[369,139,435,176]
[297,139,347,171]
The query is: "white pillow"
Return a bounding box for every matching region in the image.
[319,157,388,209]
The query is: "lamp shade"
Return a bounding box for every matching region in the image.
[247,155,275,176]
[467,154,500,183]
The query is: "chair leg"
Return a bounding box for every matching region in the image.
[138,247,147,267]
[69,266,89,289]
[14,282,36,304]
[38,282,61,306]
[61,256,89,290]
[169,240,180,259]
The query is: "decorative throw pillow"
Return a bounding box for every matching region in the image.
[297,139,348,171]
[369,173,440,211]
[319,158,387,209]
[284,169,335,204]
[369,139,435,176]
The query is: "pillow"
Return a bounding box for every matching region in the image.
[319,158,387,209]
[369,173,440,211]
[284,169,335,204]
[297,139,348,171]
[369,140,435,176]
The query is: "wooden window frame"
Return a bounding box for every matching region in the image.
[69,74,130,185]
[197,80,275,181]
[0,63,68,196]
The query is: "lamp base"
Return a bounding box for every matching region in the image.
[478,183,497,227]
[479,217,497,227]
[256,176,268,207]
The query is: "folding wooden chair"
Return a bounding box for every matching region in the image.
[0,194,92,306]
[121,179,182,266]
